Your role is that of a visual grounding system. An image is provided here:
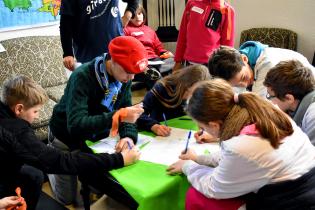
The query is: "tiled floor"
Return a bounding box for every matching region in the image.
[42,88,147,210]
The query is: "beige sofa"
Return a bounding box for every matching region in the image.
[0,36,67,140]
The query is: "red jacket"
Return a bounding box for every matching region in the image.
[124,23,167,59]
[174,0,235,64]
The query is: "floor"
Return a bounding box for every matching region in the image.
[42,87,147,210]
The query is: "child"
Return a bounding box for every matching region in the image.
[173,0,235,71]
[167,79,315,210]
[124,4,174,89]
[124,4,173,61]
[263,60,315,145]
[0,75,140,210]
[137,65,211,137]
[208,42,315,96]
[48,36,147,205]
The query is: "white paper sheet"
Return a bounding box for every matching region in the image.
[88,128,220,166]
[140,127,220,166]
[88,134,154,154]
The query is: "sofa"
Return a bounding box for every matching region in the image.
[240,27,298,51]
[0,36,68,140]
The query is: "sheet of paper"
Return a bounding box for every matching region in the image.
[88,128,220,166]
[140,127,220,166]
[148,60,165,65]
[88,134,154,154]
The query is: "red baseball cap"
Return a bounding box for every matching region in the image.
[109,36,148,74]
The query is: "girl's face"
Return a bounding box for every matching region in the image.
[196,120,221,139]
[130,9,144,26]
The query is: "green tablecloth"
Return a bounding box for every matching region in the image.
[109,117,198,210]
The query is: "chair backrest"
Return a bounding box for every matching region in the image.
[240,28,297,51]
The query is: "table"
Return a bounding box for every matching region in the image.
[86,117,199,210]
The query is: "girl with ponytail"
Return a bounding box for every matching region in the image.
[167,79,315,210]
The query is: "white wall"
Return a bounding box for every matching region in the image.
[230,0,315,62]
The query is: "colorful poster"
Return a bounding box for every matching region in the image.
[0,0,60,30]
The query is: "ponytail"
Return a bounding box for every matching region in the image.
[187,79,293,148]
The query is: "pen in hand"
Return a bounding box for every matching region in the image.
[127,141,133,150]
[162,113,168,126]
[184,130,192,154]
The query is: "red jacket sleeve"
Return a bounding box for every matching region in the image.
[220,3,235,47]
[174,2,191,63]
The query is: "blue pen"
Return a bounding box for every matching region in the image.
[127,141,132,150]
[184,130,192,154]
[162,113,168,126]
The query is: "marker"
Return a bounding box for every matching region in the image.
[184,130,192,154]
[162,113,168,126]
[127,141,132,150]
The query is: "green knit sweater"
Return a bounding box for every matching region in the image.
[49,59,138,150]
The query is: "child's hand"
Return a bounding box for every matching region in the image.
[167,160,186,175]
[122,103,144,124]
[194,130,218,144]
[151,124,171,136]
[172,62,183,73]
[63,56,75,71]
[179,149,197,161]
[121,146,140,166]
[0,196,24,209]
[160,51,174,59]
[115,137,134,152]
[121,10,132,27]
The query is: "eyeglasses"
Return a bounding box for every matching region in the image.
[266,93,276,100]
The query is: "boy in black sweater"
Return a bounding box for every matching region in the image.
[0,75,140,210]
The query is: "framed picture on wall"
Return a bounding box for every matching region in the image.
[0,0,60,31]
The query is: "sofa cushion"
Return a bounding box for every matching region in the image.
[46,83,67,102]
[0,36,67,88]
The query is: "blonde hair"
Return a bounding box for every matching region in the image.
[187,79,293,148]
[1,75,48,109]
[152,65,211,108]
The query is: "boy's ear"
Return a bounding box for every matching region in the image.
[284,94,296,103]
[13,103,24,116]
[241,54,249,64]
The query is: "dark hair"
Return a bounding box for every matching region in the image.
[264,60,315,101]
[187,79,293,148]
[208,46,245,80]
[152,65,210,108]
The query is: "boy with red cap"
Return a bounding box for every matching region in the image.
[48,36,148,205]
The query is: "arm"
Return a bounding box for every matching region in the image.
[136,90,160,131]
[174,3,190,64]
[121,0,139,27]
[117,81,138,143]
[60,15,74,58]
[220,4,235,47]
[302,103,315,146]
[182,148,271,199]
[60,15,75,70]
[152,30,167,56]
[13,127,124,175]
